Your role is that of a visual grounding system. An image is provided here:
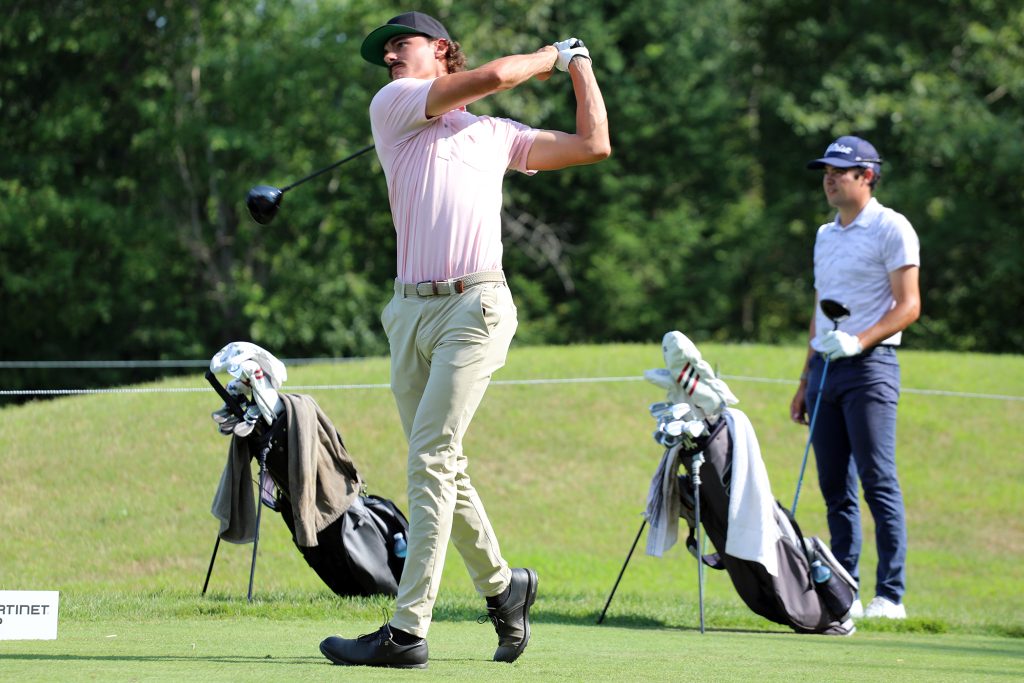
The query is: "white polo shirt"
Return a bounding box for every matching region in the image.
[369,77,538,284]
[812,197,920,349]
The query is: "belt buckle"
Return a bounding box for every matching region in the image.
[415,280,448,296]
[415,277,468,296]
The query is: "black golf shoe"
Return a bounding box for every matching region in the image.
[319,623,428,669]
[482,567,538,663]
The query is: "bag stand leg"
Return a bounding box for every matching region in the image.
[596,519,647,624]
[246,446,271,603]
[201,537,220,595]
[692,452,706,634]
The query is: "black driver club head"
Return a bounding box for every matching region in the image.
[820,298,851,329]
[246,185,284,225]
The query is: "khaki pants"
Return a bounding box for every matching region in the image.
[382,279,517,637]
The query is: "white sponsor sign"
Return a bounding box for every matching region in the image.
[0,591,59,640]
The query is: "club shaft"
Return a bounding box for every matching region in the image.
[792,355,830,515]
[279,144,375,193]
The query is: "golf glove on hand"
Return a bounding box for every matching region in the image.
[820,330,863,360]
[553,38,590,71]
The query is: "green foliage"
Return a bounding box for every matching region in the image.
[744,0,1024,351]
[1,0,1021,395]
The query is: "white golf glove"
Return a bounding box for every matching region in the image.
[820,330,863,360]
[553,37,590,71]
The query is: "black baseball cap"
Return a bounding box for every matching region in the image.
[360,11,452,67]
[806,135,883,175]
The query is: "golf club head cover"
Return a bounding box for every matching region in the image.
[210,341,288,425]
[225,378,247,396]
[233,359,282,425]
[644,367,676,393]
[661,331,738,419]
[820,329,863,360]
[209,341,288,389]
[553,37,590,71]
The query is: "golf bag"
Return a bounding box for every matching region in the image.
[677,418,857,635]
[257,417,409,597]
[206,368,408,598]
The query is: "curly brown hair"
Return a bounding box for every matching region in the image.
[444,39,467,73]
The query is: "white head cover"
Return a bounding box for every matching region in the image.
[210,342,288,424]
[210,342,288,387]
[658,331,738,419]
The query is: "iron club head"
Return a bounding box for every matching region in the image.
[246,185,284,225]
[820,298,851,329]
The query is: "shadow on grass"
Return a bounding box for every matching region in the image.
[432,602,794,635]
[0,654,321,665]
[64,590,1022,639]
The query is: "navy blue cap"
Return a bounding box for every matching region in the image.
[807,136,883,174]
[361,12,452,67]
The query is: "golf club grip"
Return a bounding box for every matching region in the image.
[205,369,247,419]
[279,144,375,192]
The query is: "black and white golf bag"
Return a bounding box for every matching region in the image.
[676,418,857,635]
[204,344,409,599]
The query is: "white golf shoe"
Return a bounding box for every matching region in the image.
[863,596,906,619]
[848,598,864,619]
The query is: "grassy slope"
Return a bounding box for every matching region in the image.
[1,342,1022,648]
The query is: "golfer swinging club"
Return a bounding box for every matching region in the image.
[320,11,609,668]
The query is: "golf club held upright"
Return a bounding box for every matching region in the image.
[792,298,851,515]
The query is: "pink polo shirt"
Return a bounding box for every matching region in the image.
[369,77,538,283]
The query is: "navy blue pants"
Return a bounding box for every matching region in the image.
[805,346,907,603]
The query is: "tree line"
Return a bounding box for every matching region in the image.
[2,0,1021,396]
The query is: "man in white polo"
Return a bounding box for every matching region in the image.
[790,135,920,622]
[320,11,609,669]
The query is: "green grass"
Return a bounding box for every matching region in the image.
[2,342,1023,680]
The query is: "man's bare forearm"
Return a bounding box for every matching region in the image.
[427,47,557,116]
[486,46,559,89]
[569,57,610,158]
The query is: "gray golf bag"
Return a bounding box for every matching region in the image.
[677,418,857,635]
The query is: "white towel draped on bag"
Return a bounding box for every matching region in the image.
[643,408,781,576]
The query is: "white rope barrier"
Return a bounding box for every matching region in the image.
[0,358,366,369]
[1,374,1021,401]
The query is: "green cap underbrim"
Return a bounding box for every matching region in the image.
[360,24,428,67]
